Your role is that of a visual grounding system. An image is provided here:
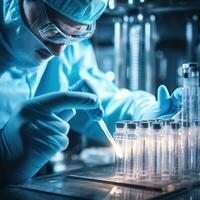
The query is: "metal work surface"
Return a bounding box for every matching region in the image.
[12,164,196,200]
[67,165,195,192]
[15,177,163,200]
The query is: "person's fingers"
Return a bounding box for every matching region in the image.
[35,119,69,135]
[69,79,97,95]
[30,91,100,113]
[87,106,104,121]
[70,79,104,121]
[57,109,76,122]
[157,85,171,114]
[20,104,60,121]
[21,103,75,128]
[157,85,170,103]
[171,87,183,107]
[34,120,69,150]
[24,121,69,151]
[173,87,182,99]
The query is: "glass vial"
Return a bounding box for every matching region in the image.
[149,122,163,180]
[137,121,150,180]
[114,121,126,176]
[161,119,173,179]
[169,122,182,180]
[126,122,138,178]
[181,121,192,179]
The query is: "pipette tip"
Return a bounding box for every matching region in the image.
[98,120,123,158]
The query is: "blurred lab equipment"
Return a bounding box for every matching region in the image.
[80,147,114,166]
[93,0,200,94]
[181,63,200,123]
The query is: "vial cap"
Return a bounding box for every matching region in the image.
[164,119,175,126]
[127,122,137,129]
[171,122,180,129]
[152,123,162,129]
[139,122,149,128]
[182,121,191,127]
[116,122,125,128]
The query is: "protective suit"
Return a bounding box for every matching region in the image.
[36,40,180,140]
[0,0,180,184]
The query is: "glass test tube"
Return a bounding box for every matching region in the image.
[188,64,200,122]
[114,122,126,176]
[181,63,200,123]
[125,122,138,178]
[169,122,182,180]
[149,122,163,180]
[138,122,150,180]
[189,65,200,177]
[161,120,173,179]
[182,63,191,123]
[181,121,192,178]
[192,120,200,176]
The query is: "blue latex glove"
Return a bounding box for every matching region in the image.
[0,90,103,185]
[70,79,104,121]
[135,85,182,120]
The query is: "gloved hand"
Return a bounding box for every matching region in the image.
[135,85,182,120]
[69,79,104,121]
[0,89,103,184]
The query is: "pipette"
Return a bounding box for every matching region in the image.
[98,119,123,158]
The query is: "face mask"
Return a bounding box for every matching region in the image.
[1,0,53,69]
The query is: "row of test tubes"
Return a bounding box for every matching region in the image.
[114,119,200,181]
[114,63,200,181]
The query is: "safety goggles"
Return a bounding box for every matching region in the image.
[32,0,96,45]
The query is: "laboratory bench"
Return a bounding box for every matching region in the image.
[1,164,200,200]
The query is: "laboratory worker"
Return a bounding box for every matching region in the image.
[0,0,181,184]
